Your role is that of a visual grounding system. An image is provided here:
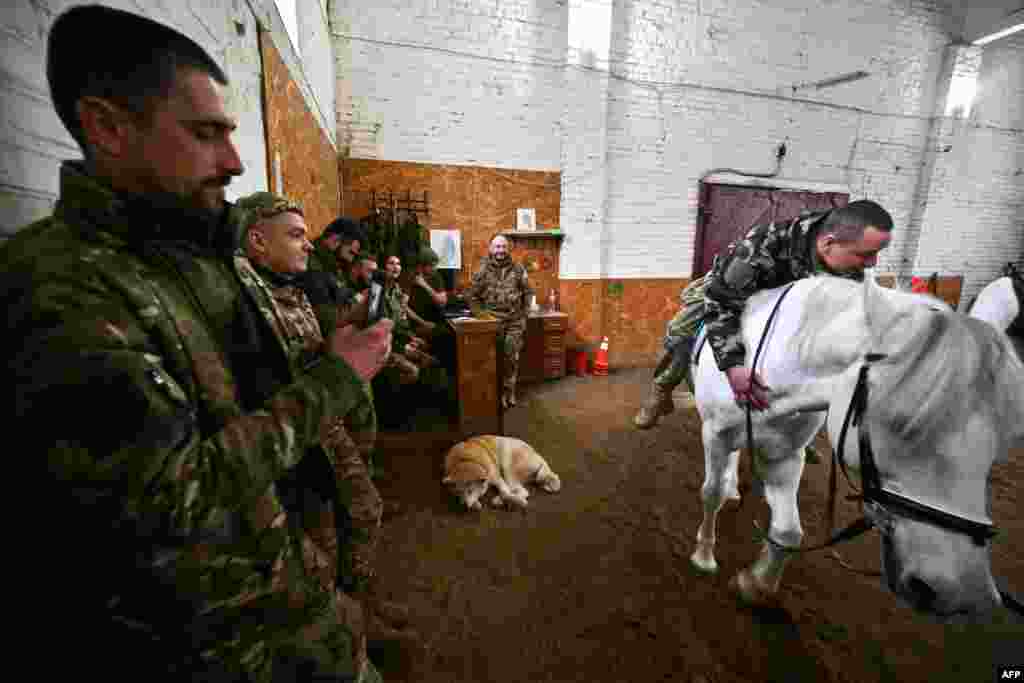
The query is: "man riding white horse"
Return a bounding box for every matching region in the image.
[633,199,894,427]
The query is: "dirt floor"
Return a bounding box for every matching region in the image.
[369,367,1023,683]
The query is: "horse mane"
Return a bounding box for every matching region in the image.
[792,275,1024,450]
[872,308,1024,452]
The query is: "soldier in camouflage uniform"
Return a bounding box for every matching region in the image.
[303,216,367,334]
[4,7,393,680]
[467,235,534,408]
[309,216,365,291]
[236,193,416,649]
[634,200,894,428]
[408,246,457,389]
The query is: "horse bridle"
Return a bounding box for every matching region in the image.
[742,287,1022,615]
[834,353,998,548]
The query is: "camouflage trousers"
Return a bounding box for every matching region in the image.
[285,385,382,599]
[653,275,708,389]
[215,489,382,683]
[263,547,382,683]
[322,389,383,595]
[498,316,527,395]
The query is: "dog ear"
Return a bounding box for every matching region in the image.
[442,475,452,484]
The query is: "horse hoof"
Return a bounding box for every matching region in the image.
[725,489,741,503]
[690,546,719,575]
[730,571,777,607]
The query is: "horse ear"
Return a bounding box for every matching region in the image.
[863,272,902,343]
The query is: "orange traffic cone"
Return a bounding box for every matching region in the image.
[593,336,609,376]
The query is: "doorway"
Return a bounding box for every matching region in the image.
[692,184,849,278]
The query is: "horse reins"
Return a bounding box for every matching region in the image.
[741,283,798,508]
[743,325,1023,614]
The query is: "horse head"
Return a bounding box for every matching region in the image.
[827,277,1024,619]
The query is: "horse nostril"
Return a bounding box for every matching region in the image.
[906,576,938,609]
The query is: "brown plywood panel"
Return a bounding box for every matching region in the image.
[559,280,602,348]
[602,278,689,368]
[342,159,560,292]
[935,275,963,309]
[259,33,340,237]
[450,318,501,436]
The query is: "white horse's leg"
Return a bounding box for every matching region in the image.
[691,428,737,574]
[732,447,805,605]
[723,449,741,502]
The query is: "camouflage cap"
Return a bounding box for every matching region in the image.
[235,191,304,236]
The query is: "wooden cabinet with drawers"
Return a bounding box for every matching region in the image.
[519,312,568,385]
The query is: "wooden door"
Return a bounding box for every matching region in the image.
[692,185,849,278]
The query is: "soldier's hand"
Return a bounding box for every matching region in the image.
[327,319,393,382]
[726,367,771,411]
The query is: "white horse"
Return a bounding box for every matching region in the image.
[690,274,1024,619]
[968,275,1020,332]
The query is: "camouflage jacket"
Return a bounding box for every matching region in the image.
[303,243,358,333]
[408,269,447,325]
[243,262,326,365]
[309,240,343,281]
[467,256,532,320]
[380,280,413,348]
[3,162,369,680]
[704,209,862,371]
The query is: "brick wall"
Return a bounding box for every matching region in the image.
[912,33,1024,309]
[328,0,1023,363]
[0,0,268,238]
[1,0,343,244]
[329,0,567,169]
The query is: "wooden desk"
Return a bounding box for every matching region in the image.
[449,317,502,437]
[519,311,569,385]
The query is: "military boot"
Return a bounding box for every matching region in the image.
[633,381,676,429]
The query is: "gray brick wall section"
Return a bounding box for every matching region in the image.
[1,0,338,238]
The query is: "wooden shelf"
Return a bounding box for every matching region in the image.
[502,230,564,239]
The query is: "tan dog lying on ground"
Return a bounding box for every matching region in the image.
[443,436,561,510]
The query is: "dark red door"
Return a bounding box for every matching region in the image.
[693,184,849,278]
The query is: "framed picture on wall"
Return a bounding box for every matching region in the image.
[430,229,462,269]
[516,208,536,232]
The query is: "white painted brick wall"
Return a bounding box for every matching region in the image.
[250,0,337,150]
[560,66,612,278]
[0,0,271,239]
[914,32,1024,309]
[0,0,340,241]
[330,0,567,170]
[295,0,336,148]
[327,0,1020,287]
[599,0,954,278]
